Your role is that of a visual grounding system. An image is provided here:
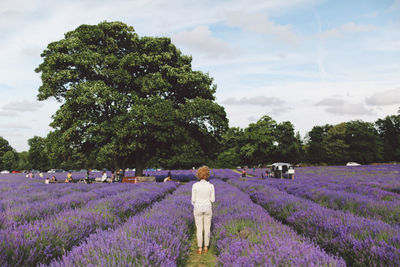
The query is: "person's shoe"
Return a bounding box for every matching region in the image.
[197,248,202,254]
[203,246,208,253]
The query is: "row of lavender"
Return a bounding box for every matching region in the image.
[46,180,343,266]
[245,164,400,193]
[241,165,400,225]
[263,178,400,225]
[0,182,177,266]
[228,179,400,266]
[0,183,123,228]
[210,180,344,266]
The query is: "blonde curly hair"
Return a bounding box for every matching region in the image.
[196,166,210,180]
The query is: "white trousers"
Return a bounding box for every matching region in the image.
[194,210,212,248]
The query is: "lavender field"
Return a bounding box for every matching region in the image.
[0,164,399,266]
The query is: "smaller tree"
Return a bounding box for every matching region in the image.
[323,123,349,165]
[345,120,382,164]
[305,124,332,164]
[375,115,400,162]
[273,121,303,164]
[1,151,17,170]
[216,127,245,168]
[242,115,277,166]
[28,136,49,171]
[17,151,31,170]
[0,136,13,170]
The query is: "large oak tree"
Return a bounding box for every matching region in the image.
[36,21,228,175]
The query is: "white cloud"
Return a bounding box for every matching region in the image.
[247,116,258,122]
[2,100,44,112]
[316,97,373,115]
[315,28,342,39]
[0,111,17,117]
[0,123,31,129]
[389,0,400,12]
[270,106,291,116]
[340,22,376,33]
[222,96,282,106]
[224,11,300,45]
[366,89,400,106]
[172,26,236,59]
[315,98,345,106]
[315,22,376,39]
[372,40,400,52]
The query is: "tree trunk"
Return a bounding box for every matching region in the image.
[135,153,145,176]
[113,157,120,171]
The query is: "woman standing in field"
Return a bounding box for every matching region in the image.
[191,166,215,254]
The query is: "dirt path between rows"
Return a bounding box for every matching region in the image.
[185,233,217,267]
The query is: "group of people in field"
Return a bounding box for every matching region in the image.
[43,169,127,184]
[80,169,126,183]
[44,175,57,184]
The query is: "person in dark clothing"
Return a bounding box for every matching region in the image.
[85,170,91,184]
[117,169,124,182]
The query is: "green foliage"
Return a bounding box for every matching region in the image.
[28,136,49,171]
[241,116,277,166]
[215,127,245,168]
[305,124,332,164]
[273,121,303,163]
[1,151,17,171]
[0,136,13,170]
[375,115,400,162]
[216,116,303,167]
[35,21,228,174]
[16,151,30,170]
[322,123,349,165]
[345,120,382,164]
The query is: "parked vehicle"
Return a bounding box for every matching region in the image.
[346,162,361,166]
[270,163,295,179]
[1,170,10,174]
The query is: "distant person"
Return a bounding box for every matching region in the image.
[101,171,107,183]
[117,168,124,182]
[111,170,116,182]
[85,170,90,184]
[67,171,73,181]
[115,170,120,182]
[191,166,215,255]
[163,175,172,182]
[39,172,44,178]
[241,170,246,177]
[50,175,57,183]
[45,177,50,184]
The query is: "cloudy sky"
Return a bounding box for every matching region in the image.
[1,0,399,152]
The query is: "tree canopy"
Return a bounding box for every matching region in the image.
[35,21,228,175]
[0,136,15,171]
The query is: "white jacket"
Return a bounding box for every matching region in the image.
[191,180,215,212]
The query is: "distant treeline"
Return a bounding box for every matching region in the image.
[1,114,398,171]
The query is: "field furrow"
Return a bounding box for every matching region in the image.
[229,179,400,266]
